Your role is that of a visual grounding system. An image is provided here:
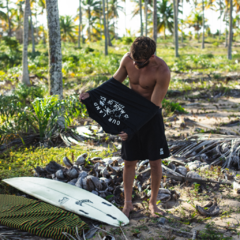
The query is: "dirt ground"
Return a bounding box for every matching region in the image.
[97,74,240,240]
[1,74,240,240]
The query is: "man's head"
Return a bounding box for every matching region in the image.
[129,37,156,69]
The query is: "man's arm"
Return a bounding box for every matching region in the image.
[113,53,129,83]
[151,67,170,107]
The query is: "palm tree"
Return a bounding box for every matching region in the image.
[201,0,204,48]
[186,11,203,42]
[140,0,143,35]
[227,0,232,59]
[131,0,144,36]
[78,0,82,48]
[156,0,174,39]
[106,0,112,46]
[223,6,228,47]
[82,0,101,42]
[45,0,63,101]
[197,0,214,48]
[6,0,11,36]
[103,0,108,55]
[29,7,35,53]
[37,0,46,43]
[107,0,124,38]
[153,0,157,43]
[21,0,30,85]
[59,15,76,43]
[214,0,224,39]
[15,0,24,29]
[173,0,179,57]
[145,0,148,36]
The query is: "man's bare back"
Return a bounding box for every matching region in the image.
[113,52,170,108]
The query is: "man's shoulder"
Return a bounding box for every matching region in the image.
[155,57,170,74]
[120,52,130,67]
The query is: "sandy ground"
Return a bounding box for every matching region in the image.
[1,75,240,240]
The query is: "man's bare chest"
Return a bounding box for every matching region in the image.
[126,66,156,90]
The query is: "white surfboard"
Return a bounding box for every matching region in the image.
[2,177,129,227]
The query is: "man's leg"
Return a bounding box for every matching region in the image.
[149,159,165,217]
[122,160,138,218]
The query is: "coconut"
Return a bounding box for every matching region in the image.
[186,171,202,179]
[176,166,187,176]
[67,178,78,185]
[56,169,65,180]
[66,167,78,179]
[75,153,87,166]
[63,156,73,168]
[102,158,113,166]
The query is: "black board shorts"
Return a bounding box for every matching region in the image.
[121,108,170,161]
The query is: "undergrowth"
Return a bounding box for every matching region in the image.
[0,145,115,195]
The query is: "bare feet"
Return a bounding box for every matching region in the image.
[149,202,166,218]
[122,204,134,218]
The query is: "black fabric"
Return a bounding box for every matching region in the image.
[121,109,170,161]
[82,77,160,140]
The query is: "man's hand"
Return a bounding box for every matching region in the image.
[118,131,128,141]
[79,92,90,102]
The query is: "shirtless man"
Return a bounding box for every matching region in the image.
[80,37,170,218]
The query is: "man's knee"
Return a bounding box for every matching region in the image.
[149,159,162,168]
[124,160,138,169]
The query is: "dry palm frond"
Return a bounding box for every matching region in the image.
[168,136,240,170]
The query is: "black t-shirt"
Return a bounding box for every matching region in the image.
[81,77,160,140]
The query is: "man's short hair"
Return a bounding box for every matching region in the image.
[130,37,156,60]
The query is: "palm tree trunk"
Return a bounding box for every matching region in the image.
[145,0,148,36]
[225,27,228,47]
[29,8,35,53]
[103,0,108,55]
[125,0,127,36]
[227,0,232,60]
[140,0,143,36]
[42,25,46,45]
[80,1,84,44]
[78,0,81,48]
[35,14,38,44]
[219,0,221,40]
[173,0,179,57]
[45,0,63,100]
[153,0,157,45]
[181,0,183,43]
[88,7,91,41]
[201,0,204,49]
[106,0,112,46]
[21,0,30,85]
[6,0,11,37]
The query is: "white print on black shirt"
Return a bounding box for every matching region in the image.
[93,96,129,125]
[160,148,164,155]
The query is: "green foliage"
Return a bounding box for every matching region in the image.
[121,36,133,45]
[0,94,87,144]
[212,41,220,47]
[171,60,188,72]
[198,223,232,240]
[2,36,19,52]
[84,46,94,54]
[0,37,21,69]
[0,95,36,146]
[14,83,47,106]
[162,99,187,115]
[30,96,61,140]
